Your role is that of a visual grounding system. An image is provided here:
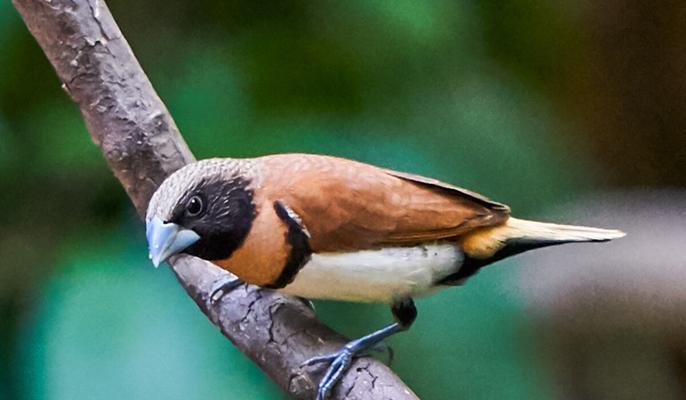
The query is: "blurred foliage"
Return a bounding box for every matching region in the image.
[1,0,681,399]
[17,227,280,399]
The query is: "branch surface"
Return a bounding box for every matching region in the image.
[12,1,418,399]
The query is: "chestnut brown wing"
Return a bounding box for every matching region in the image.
[257,154,510,252]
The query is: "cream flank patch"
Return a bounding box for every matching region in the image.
[279,243,464,303]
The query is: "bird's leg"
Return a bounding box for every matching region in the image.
[302,298,417,400]
[209,275,244,305]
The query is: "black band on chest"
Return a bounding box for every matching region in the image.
[267,201,312,289]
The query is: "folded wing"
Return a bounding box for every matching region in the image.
[258,154,511,252]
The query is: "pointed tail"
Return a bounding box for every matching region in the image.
[460,217,625,262]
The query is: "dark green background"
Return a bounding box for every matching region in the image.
[1,1,683,399]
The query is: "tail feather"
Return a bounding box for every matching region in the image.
[440,217,624,285]
[460,217,625,260]
[502,217,625,243]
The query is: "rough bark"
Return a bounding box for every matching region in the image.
[12,1,418,399]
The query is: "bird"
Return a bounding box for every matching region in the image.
[145,153,624,399]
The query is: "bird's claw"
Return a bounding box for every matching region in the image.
[298,297,316,312]
[303,347,357,400]
[209,276,243,305]
[301,336,395,399]
[302,353,337,367]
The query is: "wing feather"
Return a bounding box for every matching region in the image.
[257,154,510,252]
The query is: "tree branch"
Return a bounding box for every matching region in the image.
[12,1,418,399]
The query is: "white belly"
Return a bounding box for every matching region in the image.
[279,243,464,303]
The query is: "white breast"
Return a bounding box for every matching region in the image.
[279,243,464,303]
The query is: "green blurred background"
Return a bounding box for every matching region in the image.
[1,1,685,399]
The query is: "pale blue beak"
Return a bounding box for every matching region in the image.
[146,216,201,268]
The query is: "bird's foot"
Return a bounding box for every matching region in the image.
[302,324,402,400]
[302,306,410,399]
[301,341,391,399]
[302,343,361,400]
[209,275,244,305]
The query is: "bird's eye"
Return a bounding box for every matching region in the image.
[186,195,205,217]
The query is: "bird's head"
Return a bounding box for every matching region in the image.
[145,158,256,267]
